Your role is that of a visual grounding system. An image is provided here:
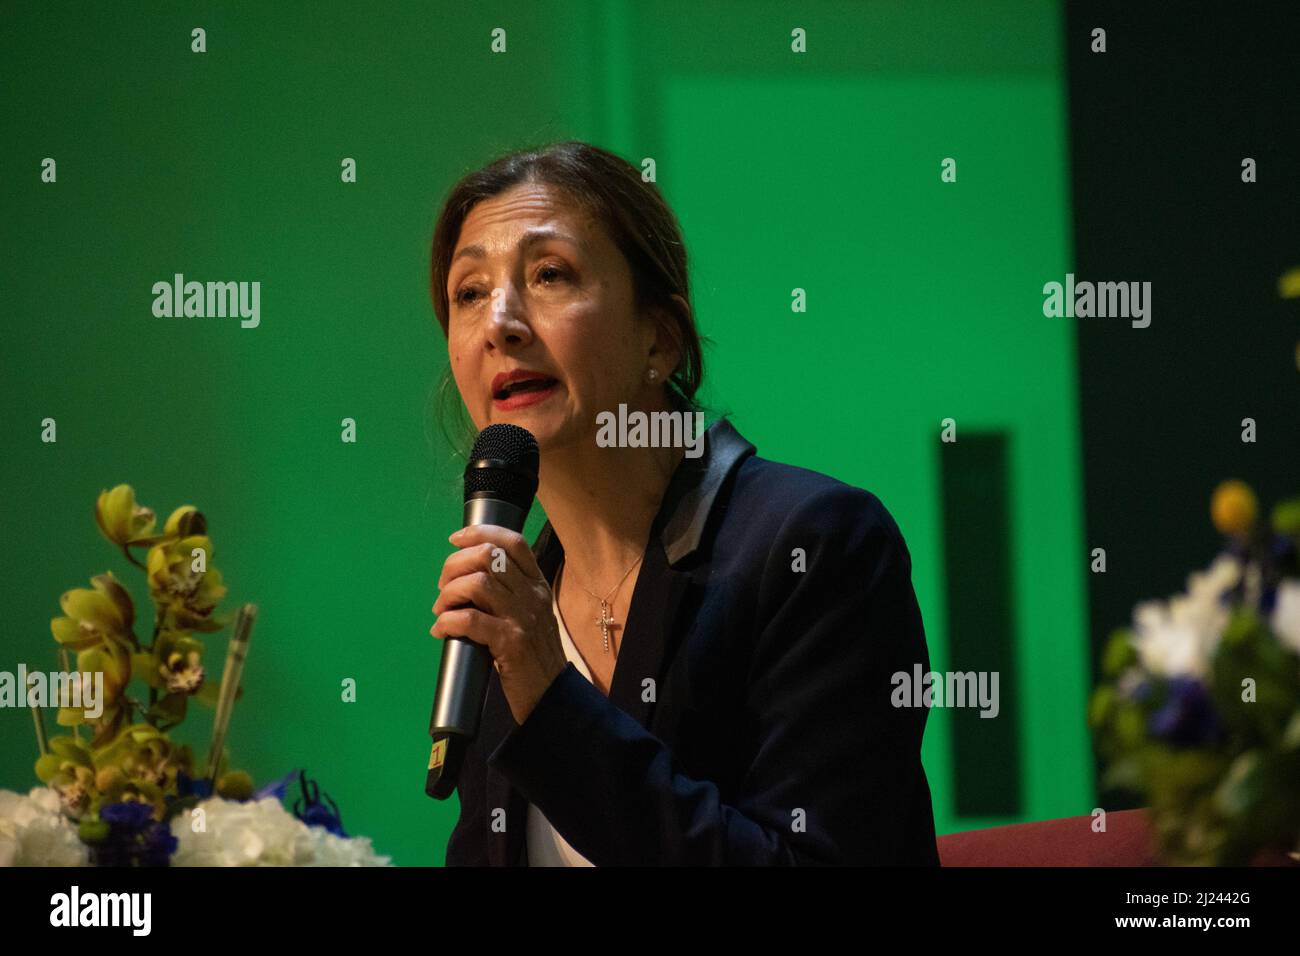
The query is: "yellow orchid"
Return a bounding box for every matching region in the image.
[118,730,194,797]
[146,534,227,631]
[84,765,165,819]
[94,765,127,797]
[87,723,193,816]
[90,761,167,820]
[50,573,136,652]
[38,485,248,819]
[94,484,158,547]
[35,737,99,817]
[56,642,131,746]
[106,779,168,820]
[52,766,98,817]
[155,631,206,695]
[163,504,207,537]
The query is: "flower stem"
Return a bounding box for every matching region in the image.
[59,648,82,743]
[32,702,48,757]
[144,609,164,724]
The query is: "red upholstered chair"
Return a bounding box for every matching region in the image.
[939,809,1299,866]
[938,810,1163,866]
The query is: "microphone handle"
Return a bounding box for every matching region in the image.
[426,496,531,800]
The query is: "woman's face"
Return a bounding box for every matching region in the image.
[445,182,674,453]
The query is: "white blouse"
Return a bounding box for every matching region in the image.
[525,584,597,867]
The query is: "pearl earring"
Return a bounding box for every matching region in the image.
[646,368,660,382]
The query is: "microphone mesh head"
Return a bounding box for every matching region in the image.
[469,423,538,465]
[464,424,539,504]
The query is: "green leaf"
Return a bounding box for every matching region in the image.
[1282,711,1300,750]
[35,753,63,782]
[1213,751,1262,818]
[48,737,90,764]
[1101,629,1138,677]
[78,818,110,844]
[1114,703,1148,749]
[1099,755,1146,794]
[1087,685,1115,729]
[1270,498,1300,536]
[146,692,187,726]
[130,651,162,689]
[189,615,227,633]
[194,680,221,708]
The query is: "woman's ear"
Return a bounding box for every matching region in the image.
[647,294,688,377]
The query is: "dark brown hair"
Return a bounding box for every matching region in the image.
[428,141,708,456]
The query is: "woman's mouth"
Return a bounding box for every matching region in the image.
[491,375,560,410]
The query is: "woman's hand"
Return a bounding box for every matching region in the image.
[431,525,568,726]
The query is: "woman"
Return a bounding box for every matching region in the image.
[428,141,939,866]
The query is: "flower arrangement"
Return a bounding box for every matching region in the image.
[1089,480,1300,865]
[2,778,390,867]
[3,484,389,866]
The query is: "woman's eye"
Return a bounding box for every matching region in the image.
[454,287,481,306]
[537,264,566,284]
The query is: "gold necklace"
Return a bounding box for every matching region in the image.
[562,553,644,653]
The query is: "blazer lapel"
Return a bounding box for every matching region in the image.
[607,420,756,726]
[481,419,756,865]
[608,535,693,727]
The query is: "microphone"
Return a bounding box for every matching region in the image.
[426,423,539,800]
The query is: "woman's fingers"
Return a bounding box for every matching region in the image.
[448,525,545,582]
[438,537,534,598]
[430,607,497,650]
[438,542,503,590]
[430,526,565,726]
[432,570,507,617]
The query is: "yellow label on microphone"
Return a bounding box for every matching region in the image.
[428,738,447,771]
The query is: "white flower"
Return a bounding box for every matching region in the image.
[1272,580,1300,655]
[170,797,391,867]
[1188,553,1244,601]
[1131,554,1241,678]
[0,787,90,867]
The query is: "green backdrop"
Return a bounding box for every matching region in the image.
[1,0,1089,864]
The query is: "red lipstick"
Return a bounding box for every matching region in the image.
[490,369,560,410]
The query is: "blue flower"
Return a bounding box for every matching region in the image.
[255,768,302,802]
[99,801,155,827]
[291,771,347,837]
[1148,676,1226,747]
[91,800,178,867]
[175,771,213,800]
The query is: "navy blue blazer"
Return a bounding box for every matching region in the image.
[443,418,940,865]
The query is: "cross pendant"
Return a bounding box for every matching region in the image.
[596,600,616,653]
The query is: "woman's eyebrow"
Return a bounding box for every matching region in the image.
[451,227,582,265]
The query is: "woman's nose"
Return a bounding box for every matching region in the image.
[483,283,533,351]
